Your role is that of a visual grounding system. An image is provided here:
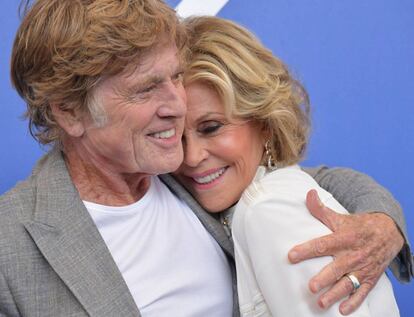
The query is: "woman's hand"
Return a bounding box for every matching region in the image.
[288,189,404,315]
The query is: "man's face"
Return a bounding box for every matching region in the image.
[77,43,186,175]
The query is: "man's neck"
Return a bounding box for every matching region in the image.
[62,141,151,207]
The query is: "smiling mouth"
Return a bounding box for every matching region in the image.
[193,167,227,184]
[150,128,176,139]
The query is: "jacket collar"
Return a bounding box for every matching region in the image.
[159,174,238,315]
[23,148,140,316]
[159,173,235,258]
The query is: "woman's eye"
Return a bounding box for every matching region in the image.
[199,121,222,134]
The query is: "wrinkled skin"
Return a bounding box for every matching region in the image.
[288,189,404,315]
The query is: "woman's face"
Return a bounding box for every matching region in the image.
[174,82,265,212]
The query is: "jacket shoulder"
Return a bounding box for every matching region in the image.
[0,176,36,216]
[0,176,37,250]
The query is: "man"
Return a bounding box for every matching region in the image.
[0,0,412,316]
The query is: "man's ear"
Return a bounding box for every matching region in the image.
[50,103,85,138]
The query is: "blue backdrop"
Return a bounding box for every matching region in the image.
[1,0,413,315]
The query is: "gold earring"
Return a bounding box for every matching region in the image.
[265,140,277,171]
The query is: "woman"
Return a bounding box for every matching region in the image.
[174,16,400,316]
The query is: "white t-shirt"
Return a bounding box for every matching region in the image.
[84,176,233,316]
[232,165,399,317]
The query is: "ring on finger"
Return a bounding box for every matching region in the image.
[345,273,361,293]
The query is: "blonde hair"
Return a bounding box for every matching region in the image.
[11,0,187,144]
[184,16,310,167]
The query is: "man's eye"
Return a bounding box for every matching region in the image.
[172,72,184,83]
[138,85,156,94]
[199,122,222,134]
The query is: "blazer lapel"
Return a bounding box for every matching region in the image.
[160,173,234,258]
[23,149,140,317]
[160,174,240,316]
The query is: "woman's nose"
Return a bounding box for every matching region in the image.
[183,136,209,168]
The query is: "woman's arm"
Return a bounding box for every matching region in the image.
[233,192,347,316]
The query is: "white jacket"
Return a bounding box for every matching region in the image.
[232,165,399,317]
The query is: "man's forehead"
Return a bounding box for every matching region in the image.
[123,43,181,80]
[96,43,182,94]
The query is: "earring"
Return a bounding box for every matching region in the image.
[265,140,277,171]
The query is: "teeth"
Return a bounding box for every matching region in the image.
[194,168,226,184]
[152,128,175,139]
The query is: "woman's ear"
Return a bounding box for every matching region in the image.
[260,123,272,145]
[50,103,85,138]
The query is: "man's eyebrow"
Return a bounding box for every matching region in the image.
[132,60,185,88]
[134,75,164,90]
[116,60,183,97]
[116,75,163,97]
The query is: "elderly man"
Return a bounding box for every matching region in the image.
[0,0,412,316]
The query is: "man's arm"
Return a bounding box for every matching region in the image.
[292,166,413,315]
[304,166,407,238]
[303,166,412,281]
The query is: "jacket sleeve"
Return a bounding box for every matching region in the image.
[0,270,20,317]
[303,165,413,282]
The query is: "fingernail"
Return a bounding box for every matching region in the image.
[319,297,327,309]
[316,193,323,207]
[289,250,299,262]
[310,281,320,293]
[341,304,350,315]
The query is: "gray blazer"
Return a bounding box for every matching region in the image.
[0,149,411,316]
[0,149,237,317]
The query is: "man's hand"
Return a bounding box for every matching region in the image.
[288,189,404,315]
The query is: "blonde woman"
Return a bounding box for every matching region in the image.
[175,16,402,316]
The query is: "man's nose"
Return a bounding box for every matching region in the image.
[157,80,186,118]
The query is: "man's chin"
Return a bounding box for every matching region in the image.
[149,154,183,175]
